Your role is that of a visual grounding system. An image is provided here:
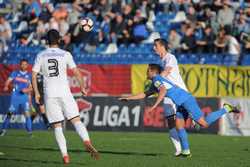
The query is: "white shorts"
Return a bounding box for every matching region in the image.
[44,95,79,124]
[163,97,176,117]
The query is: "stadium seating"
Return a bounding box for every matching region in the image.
[1,44,243,66]
[0,2,249,67]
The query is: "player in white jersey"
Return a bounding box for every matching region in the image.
[153,38,190,156]
[32,29,99,164]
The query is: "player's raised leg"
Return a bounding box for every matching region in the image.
[182,96,240,128]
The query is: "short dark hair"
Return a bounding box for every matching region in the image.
[148,64,163,74]
[20,59,28,64]
[47,29,61,45]
[154,38,169,50]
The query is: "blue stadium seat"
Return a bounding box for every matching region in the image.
[223,54,238,66]
[178,54,190,64]
[189,54,199,64]
[204,54,222,65]
[73,45,81,54]
[128,43,137,54]
[241,55,250,65]
[2,58,8,64]
[118,44,128,54]
[95,43,107,53]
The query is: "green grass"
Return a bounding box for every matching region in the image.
[0,130,249,167]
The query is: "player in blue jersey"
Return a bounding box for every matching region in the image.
[0,59,33,136]
[120,64,240,156]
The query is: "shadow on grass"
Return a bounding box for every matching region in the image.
[0,144,164,157]
[0,157,85,166]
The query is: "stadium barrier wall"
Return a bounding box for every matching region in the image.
[66,97,219,133]
[0,95,219,133]
[219,98,250,136]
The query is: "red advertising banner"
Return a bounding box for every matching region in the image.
[68,64,131,96]
[0,64,131,96]
[0,64,12,94]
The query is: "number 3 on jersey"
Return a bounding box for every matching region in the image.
[48,59,59,77]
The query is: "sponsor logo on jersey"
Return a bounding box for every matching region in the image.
[15,77,29,83]
[154,81,161,88]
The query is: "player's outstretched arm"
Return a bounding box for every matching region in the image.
[32,71,41,104]
[148,86,166,112]
[119,93,146,101]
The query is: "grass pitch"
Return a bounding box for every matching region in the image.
[0,130,249,167]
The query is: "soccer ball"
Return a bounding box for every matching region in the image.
[80,18,94,32]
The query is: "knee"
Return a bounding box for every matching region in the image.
[70,116,81,124]
[197,117,209,128]
[52,122,62,129]
[175,123,184,130]
[175,119,185,130]
[198,121,209,128]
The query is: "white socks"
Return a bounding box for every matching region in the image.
[169,128,182,154]
[73,121,90,142]
[54,122,89,158]
[54,127,68,157]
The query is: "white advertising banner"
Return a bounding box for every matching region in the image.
[219,98,250,136]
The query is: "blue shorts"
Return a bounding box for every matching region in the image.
[9,95,30,113]
[176,96,204,122]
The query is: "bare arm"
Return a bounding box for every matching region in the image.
[214,40,226,47]
[21,83,33,94]
[149,86,167,111]
[119,93,146,101]
[196,40,207,45]
[72,67,87,95]
[3,78,12,91]
[32,71,40,104]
